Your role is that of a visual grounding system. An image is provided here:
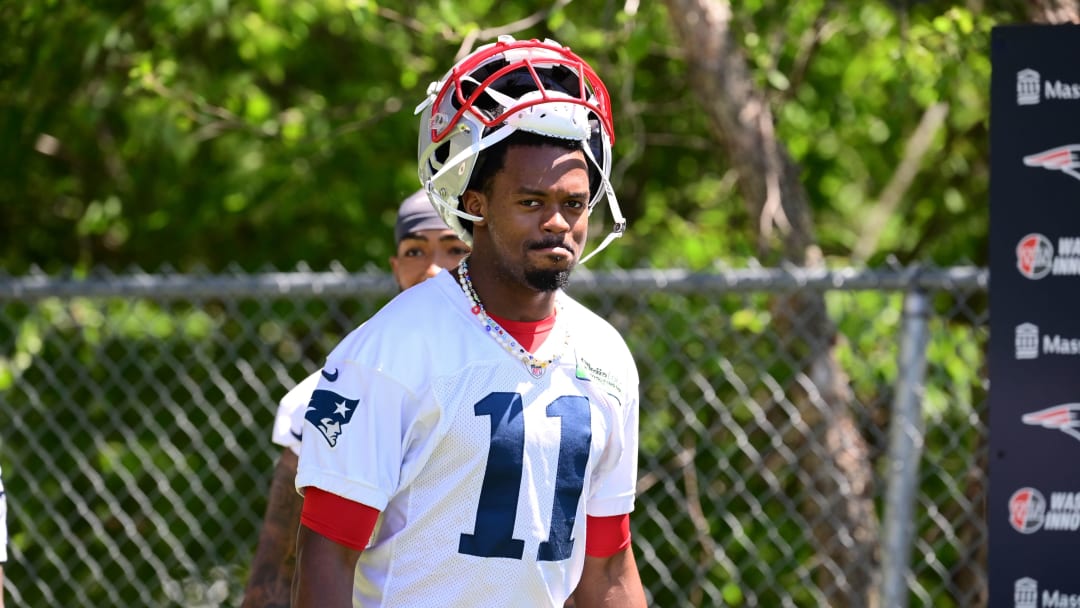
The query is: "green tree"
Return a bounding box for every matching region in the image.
[0,2,1043,606]
[1,0,1019,275]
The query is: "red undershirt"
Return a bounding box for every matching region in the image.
[300,309,632,557]
[487,309,556,352]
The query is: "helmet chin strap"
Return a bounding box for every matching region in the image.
[422,180,478,246]
[576,142,625,265]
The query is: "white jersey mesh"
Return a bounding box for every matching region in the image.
[271,370,320,455]
[295,270,639,607]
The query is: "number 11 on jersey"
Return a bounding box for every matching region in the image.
[459,392,592,561]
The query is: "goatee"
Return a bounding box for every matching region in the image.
[525,268,571,292]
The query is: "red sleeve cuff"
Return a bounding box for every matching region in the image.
[300,486,380,552]
[585,514,631,557]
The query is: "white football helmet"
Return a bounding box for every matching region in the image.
[415,35,625,263]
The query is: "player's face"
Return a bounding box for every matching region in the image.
[389,229,471,290]
[471,144,591,292]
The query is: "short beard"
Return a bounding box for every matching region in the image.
[524,268,571,292]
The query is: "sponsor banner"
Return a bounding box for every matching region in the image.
[1008,487,1080,534]
[1014,323,1080,359]
[1021,404,1080,443]
[1013,577,1080,608]
[990,24,1080,607]
[1016,234,1080,279]
[1023,145,1080,182]
[1015,68,1080,106]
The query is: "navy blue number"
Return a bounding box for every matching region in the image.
[459,393,592,561]
[538,396,592,561]
[458,392,526,559]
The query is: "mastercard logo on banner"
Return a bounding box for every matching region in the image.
[1016,233,1054,279]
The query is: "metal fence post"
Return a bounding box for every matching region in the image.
[880,288,932,608]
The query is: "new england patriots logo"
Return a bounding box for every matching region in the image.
[304,389,358,447]
[1022,403,1080,443]
[1023,145,1080,182]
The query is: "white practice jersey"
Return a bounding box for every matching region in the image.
[296,270,639,607]
[1,463,7,562]
[271,370,321,455]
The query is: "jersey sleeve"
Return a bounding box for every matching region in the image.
[271,371,322,455]
[585,354,640,518]
[294,355,440,512]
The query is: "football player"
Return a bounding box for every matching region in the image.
[241,191,470,607]
[292,36,644,607]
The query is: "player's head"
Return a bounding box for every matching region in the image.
[461,131,590,292]
[415,35,625,265]
[389,190,470,290]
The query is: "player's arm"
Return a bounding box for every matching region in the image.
[571,544,646,608]
[241,448,302,608]
[292,487,380,607]
[292,524,360,608]
[244,369,322,605]
[569,513,646,608]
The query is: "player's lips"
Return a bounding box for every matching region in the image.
[529,239,574,258]
[534,246,572,256]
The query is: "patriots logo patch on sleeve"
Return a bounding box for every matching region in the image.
[304,389,359,447]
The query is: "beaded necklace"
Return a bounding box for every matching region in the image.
[457,257,569,378]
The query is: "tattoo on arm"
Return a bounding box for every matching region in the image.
[241,449,303,608]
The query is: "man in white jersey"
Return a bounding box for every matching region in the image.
[293,36,645,607]
[241,191,469,606]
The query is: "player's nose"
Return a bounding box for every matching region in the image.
[424,262,441,280]
[541,208,571,233]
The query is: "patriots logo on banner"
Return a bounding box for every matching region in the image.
[304,389,359,447]
[1023,144,1080,181]
[1021,403,1080,443]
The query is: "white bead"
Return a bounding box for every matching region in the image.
[457,258,569,377]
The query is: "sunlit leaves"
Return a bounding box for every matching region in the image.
[0,0,1022,274]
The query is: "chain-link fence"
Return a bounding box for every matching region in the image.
[0,265,989,607]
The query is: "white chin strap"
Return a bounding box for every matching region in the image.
[423,124,626,264]
[577,140,625,265]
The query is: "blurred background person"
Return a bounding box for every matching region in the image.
[240,190,469,606]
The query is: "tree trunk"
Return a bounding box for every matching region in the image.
[1027,0,1080,23]
[662,1,880,605]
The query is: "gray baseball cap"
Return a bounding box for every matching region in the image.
[394,190,451,244]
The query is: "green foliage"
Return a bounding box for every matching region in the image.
[3,289,395,606]
[0,1,1016,605]
[1,0,1025,274]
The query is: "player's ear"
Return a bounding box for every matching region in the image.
[462,190,486,226]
